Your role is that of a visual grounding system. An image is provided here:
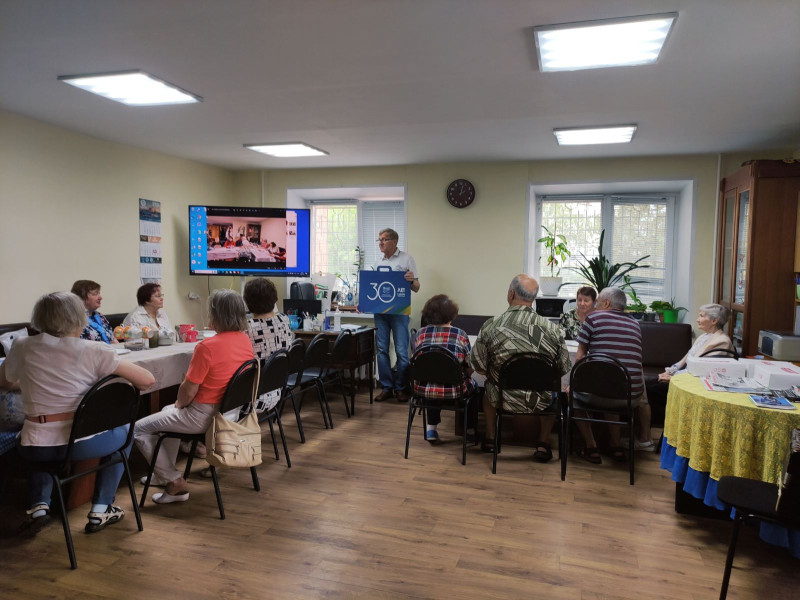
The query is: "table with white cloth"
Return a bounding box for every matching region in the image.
[121,342,198,413]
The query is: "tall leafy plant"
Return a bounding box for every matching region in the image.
[537,225,570,277]
[569,230,650,292]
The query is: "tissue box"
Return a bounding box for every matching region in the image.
[686,356,748,378]
[752,362,800,389]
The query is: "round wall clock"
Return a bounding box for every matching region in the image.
[446,179,475,208]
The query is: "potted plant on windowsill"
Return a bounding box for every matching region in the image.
[568,229,650,292]
[537,225,570,296]
[622,276,648,320]
[649,299,687,323]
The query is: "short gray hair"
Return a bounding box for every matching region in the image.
[379,228,399,242]
[510,275,538,302]
[598,287,627,310]
[699,303,729,329]
[208,289,247,332]
[31,292,88,337]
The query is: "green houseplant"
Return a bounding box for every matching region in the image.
[649,299,687,323]
[537,225,570,296]
[569,230,650,292]
[622,275,647,319]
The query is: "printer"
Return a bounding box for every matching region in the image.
[758,330,800,361]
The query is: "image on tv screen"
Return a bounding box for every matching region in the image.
[189,206,310,277]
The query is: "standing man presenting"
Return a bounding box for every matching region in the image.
[373,228,420,403]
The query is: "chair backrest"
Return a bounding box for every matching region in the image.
[66,375,140,460]
[497,353,560,394]
[569,353,631,401]
[328,329,354,362]
[410,347,463,387]
[304,333,330,369]
[286,338,306,376]
[258,350,290,397]
[700,347,740,360]
[562,299,577,313]
[219,358,260,414]
[290,281,315,300]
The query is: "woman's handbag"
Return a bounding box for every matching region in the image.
[205,362,262,468]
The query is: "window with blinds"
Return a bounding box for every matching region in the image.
[537,195,673,303]
[309,200,406,288]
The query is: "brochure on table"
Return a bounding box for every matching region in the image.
[358,268,411,315]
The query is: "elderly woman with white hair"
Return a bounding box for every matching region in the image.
[134,289,254,504]
[0,292,154,536]
[646,303,734,433]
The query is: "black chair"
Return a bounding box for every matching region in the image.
[566,353,636,485]
[289,333,335,429]
[282,338,307,443]
[716,476,800,600]
[139,359,260,520]
[290,281,315,300]
[405,347,475,465]
[491,353,564,475]
[320,329,356,417]
[256,350,291,467]
[18,375,142,569]
[700,347,740,359]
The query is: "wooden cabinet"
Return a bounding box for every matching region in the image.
[716,160,800,355]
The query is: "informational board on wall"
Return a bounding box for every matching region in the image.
[139,198,162,283]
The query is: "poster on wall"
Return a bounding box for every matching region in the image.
[139,198,162,283]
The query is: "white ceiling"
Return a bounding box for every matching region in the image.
[1,0,798,170]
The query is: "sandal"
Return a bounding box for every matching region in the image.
[577,447,602,464]
[532,441,553,463]
[18,503,51,538]
[608,446,627,463]
[85,505,124,533]
[480,439,499,454]
[152,491,190,504]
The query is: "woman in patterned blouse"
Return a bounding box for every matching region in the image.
[412,294,476,443]
[558,286,596,340]
[243,277,294,413]
[71,280,117,344]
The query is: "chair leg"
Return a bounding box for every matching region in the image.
[561,408,569,482]
[120,451,143,532]
[720,513,744,600]
[492,412,501,474]
[183,438,198,480]
[52,475,77,569]
[404,401,416,459]
[462,397,470,466]
[267,417,280,460]
[656,430,664,454]
[313,381,330,429]
[250,466,260,492]
[421,406,428,439]
[316,379,334,429]
[338,372,351,418]
[275,411,291,468]
[140,434,168,508]
[628,414,635,486]
[209,465,225,520]
[288,389,306,443]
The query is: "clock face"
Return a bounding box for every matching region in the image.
[446,179,475,208]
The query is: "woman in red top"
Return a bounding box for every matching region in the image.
[134,289,254,504]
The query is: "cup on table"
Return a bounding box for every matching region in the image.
[303,318,312,331]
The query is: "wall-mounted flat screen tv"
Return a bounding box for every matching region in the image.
[189,205,310,277]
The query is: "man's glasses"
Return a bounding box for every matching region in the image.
[377,237,392,243]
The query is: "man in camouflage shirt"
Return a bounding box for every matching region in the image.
[471,274,571,461]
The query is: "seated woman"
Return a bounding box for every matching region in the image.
[133,290,254,503]
[0,292,154,536]
[243,277,293,413]
[646,304,733,429]
[123,283,173,334]
[71,279,117,344]
[559,286,596,340]
[412,294,476,443]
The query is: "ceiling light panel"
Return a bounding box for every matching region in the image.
[554,125,637,145]
[58,70,201,105]
[534,13,677,72]
[245,143,328,158]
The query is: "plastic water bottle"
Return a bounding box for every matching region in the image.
[334,308,342,332]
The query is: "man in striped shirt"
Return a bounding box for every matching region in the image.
[574,287,647,463]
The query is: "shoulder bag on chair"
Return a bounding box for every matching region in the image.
[205,363,262,468]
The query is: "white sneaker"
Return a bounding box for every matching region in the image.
[634,439,656,452]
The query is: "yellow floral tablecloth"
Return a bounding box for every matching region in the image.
[663,373,800,484]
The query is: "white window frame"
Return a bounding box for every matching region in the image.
[532,194,676,300]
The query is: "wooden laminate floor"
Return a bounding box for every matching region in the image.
[0,390,797,599]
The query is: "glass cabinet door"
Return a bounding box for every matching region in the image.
[720,192,736,303]
[731,311,744,355]
[734,190,750,305]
